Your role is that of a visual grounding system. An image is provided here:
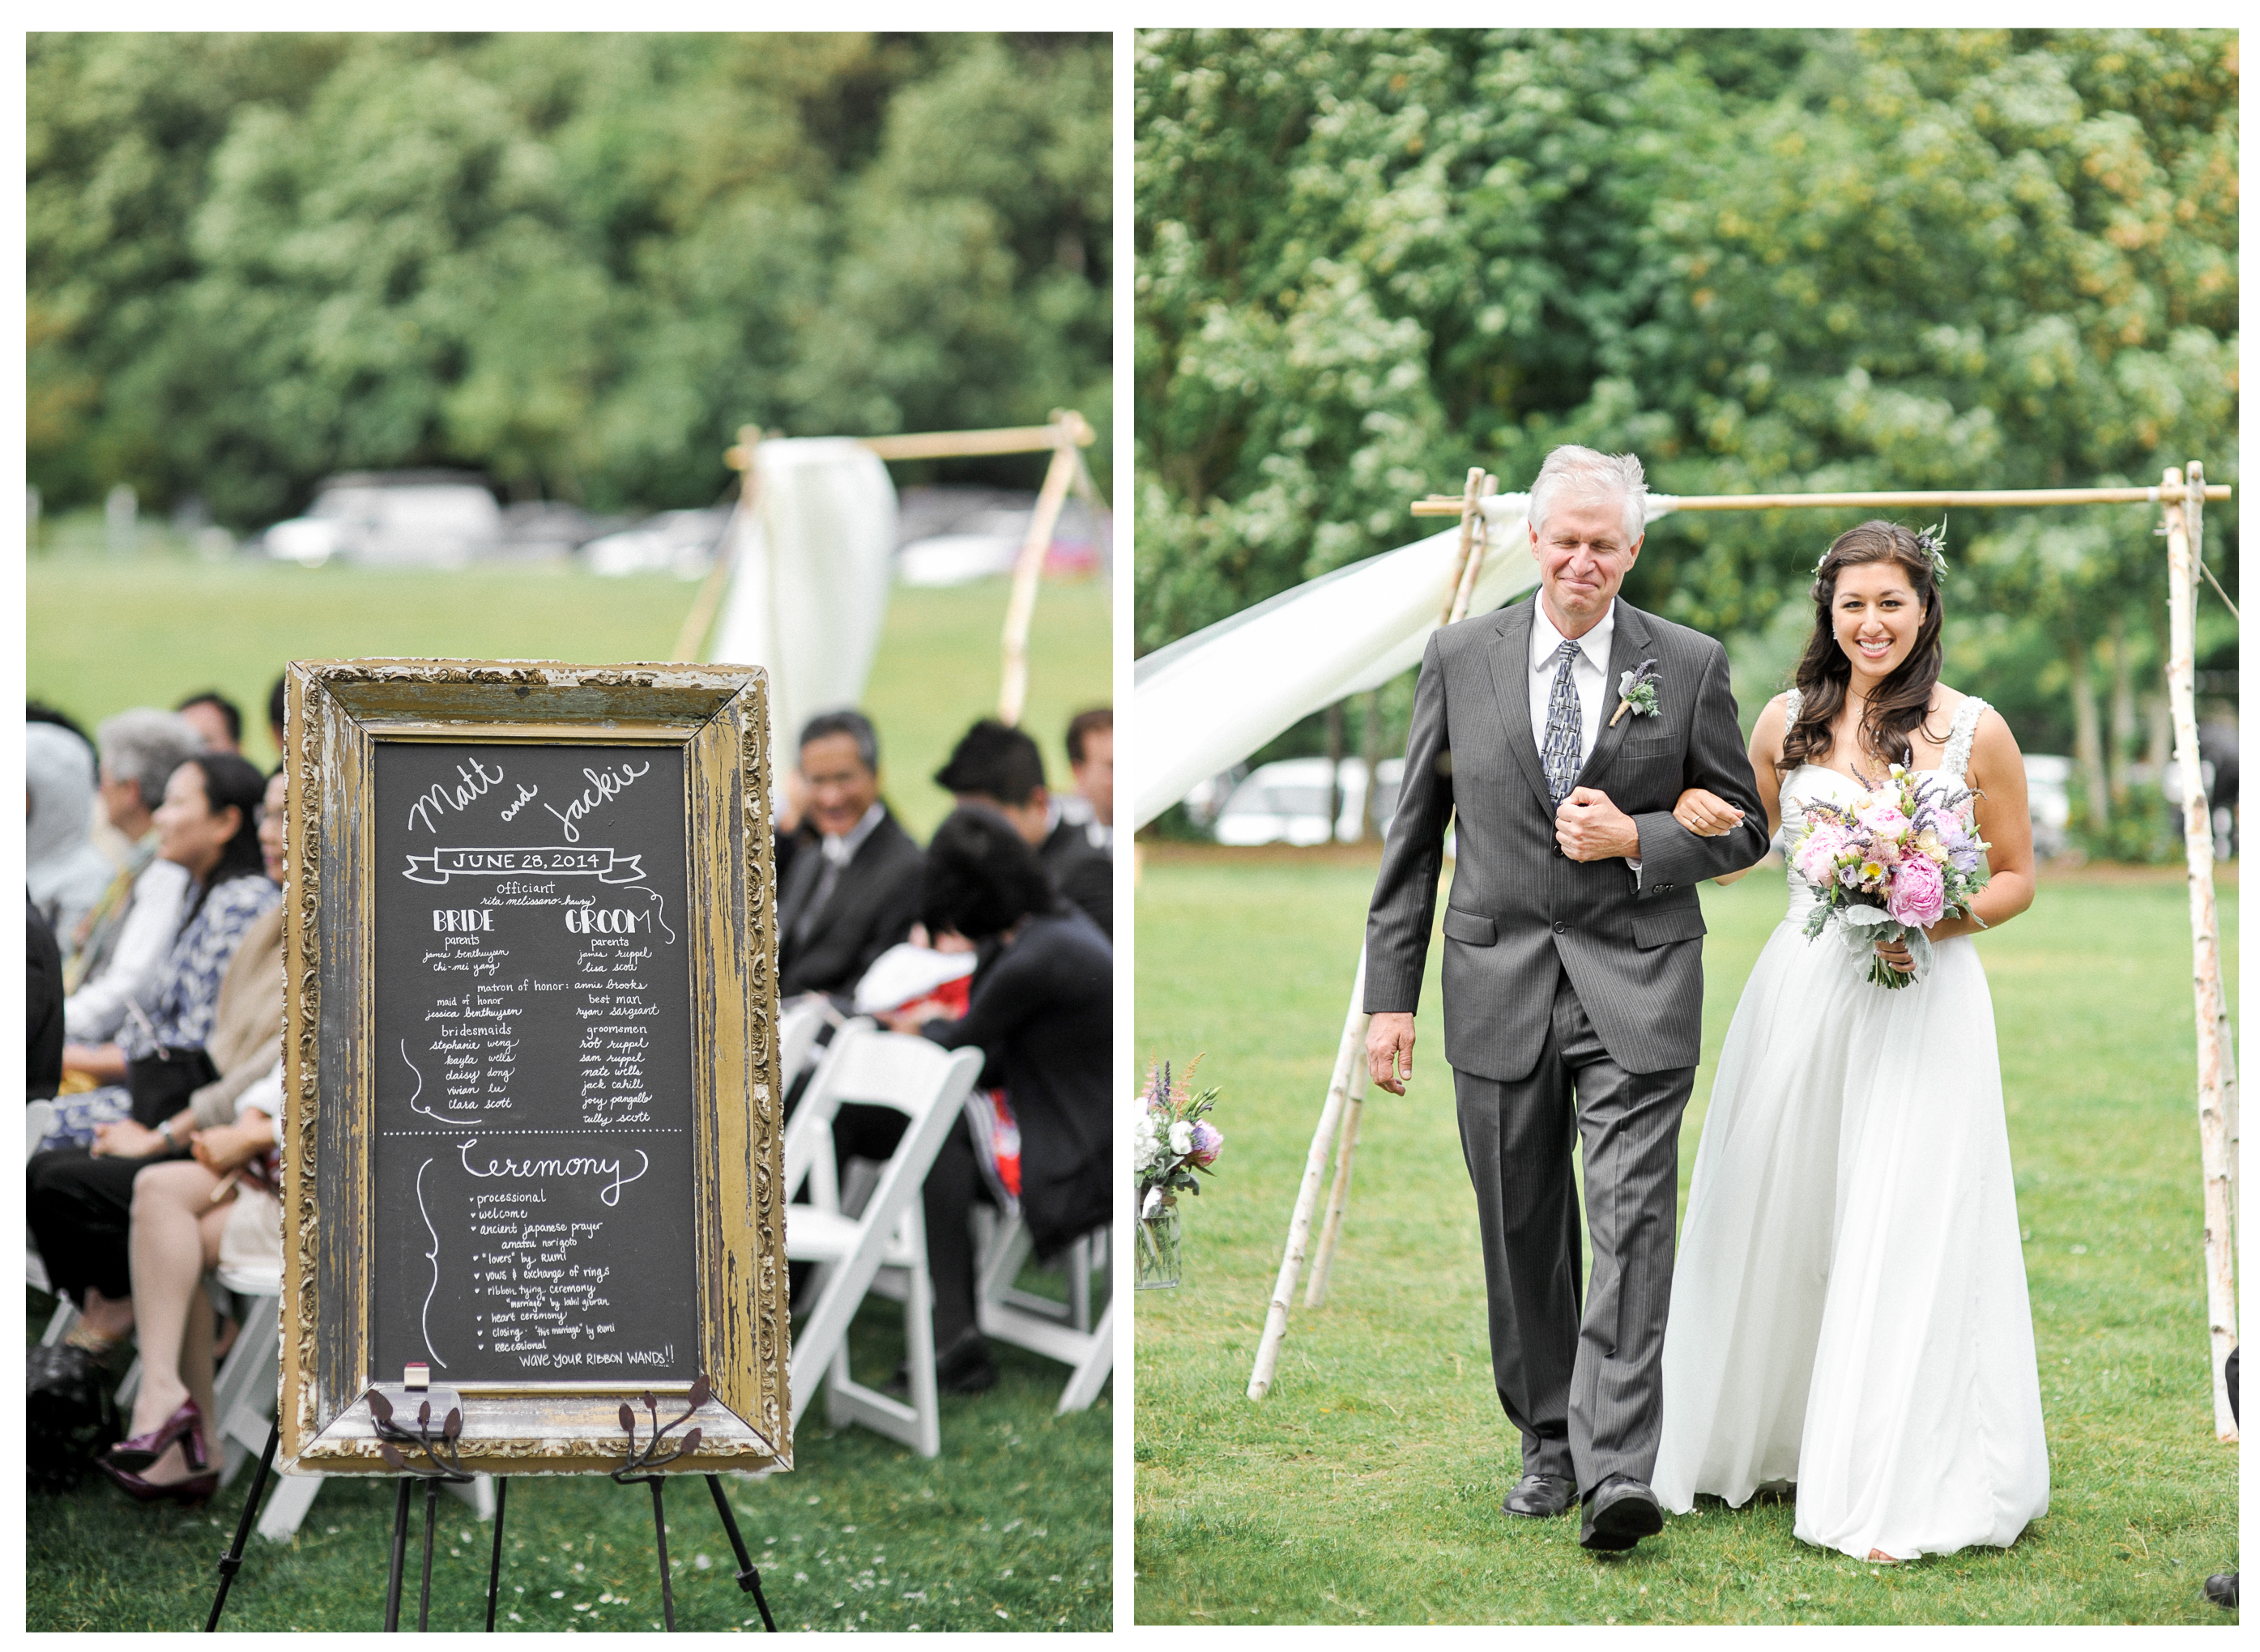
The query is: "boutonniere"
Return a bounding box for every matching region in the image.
[1610,658,1661,727]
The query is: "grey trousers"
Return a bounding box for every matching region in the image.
[1452,972,1695,1493]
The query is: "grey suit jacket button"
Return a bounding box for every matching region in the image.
[1659,883,1675,892]
[1552,920,1567,935]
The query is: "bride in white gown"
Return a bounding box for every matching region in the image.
[1651,520,2049,1563]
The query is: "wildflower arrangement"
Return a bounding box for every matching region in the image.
[1134,1056,1223,1222]
[1610,657,1661,726]
[1790,764,1991,988]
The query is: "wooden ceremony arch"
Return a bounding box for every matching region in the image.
[1247,466,2240,1445]
[672,411,1104,726]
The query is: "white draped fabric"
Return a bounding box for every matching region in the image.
[709,436,898,756]
[1132,492,1682,829]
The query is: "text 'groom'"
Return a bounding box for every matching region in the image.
[1362,445,1771,1552]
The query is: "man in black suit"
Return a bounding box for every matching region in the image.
[775,709,923,1003]
[1363,445,1771,1552]
[932,720,1111,936]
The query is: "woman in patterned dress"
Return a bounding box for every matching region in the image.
[27,754,281,1475]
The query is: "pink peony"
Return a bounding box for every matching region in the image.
[1188,1121,1225,1168]
[1856,801,1911,841]
[1887,854,1946,926]
[1793,823,1849,884]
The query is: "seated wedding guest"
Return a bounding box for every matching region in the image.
[63,709,205,1046]
[874,805,1112,1393]
[933,719,1111,936]
[28,762,285,1416]
[776,709,923,1003]
[28,720,122,958]
[97,1050,284,1504]
[1061,707,1113,854]
[30,897,66,1101]
[175,689,243,756]
[28,755,281,1377]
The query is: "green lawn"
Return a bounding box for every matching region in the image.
[28,1305,1109,1632]
[26,540,1111,841]
[1133,850,2239,1625]
[23,542,1112,1631]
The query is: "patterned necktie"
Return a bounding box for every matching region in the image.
[1541,639,1584,805]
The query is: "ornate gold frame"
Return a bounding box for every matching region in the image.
[278,660,788,1475]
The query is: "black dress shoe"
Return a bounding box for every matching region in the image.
[1579,1476,1665,1552]
[1501,1473,1577,1518]
[2204,1572,2238,1609]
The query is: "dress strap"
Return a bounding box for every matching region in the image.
[1785,687,1802,725]
[1942,696,1988,781]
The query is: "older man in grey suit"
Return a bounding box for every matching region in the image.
[1363,445,1771,1552]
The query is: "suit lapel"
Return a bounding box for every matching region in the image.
[1485,600,1557,815]
[1574,602,1655,794]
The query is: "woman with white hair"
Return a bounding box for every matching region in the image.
[27,720,117,956]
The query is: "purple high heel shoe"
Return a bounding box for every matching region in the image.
[97,1453,219,1508]
[102,1397,207,1473]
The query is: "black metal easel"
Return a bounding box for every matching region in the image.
[207,1377,775,1633]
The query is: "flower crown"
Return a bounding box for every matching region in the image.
[1813,517,1949,581]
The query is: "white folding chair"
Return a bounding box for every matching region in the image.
[974,1211,1113,1413]
[783,1024,983,1458]
[777,995,829,1090]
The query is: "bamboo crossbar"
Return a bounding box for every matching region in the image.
[1411,483,2232,516]
[859,413,1094,462]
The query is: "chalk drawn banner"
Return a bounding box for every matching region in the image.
[403,846,647,884]
[279,660,787,1478]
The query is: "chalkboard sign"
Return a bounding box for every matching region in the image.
[370,741,698,1389]
[280,662,789,1477]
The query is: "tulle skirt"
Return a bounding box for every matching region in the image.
[1652,907,2049,1559]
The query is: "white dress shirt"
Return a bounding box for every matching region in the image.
[1529,598,1615,767]
[1529,597,1642,879]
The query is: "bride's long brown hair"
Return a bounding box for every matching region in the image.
[1779,521,1947,777]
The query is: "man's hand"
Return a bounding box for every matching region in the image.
[1367,1012,1417,1095]
[1555,787,1642,861]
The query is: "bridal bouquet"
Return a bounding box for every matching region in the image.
[1133,1057,1222,1289]
[1790,764,1991,989]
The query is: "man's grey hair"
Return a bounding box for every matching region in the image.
[1529,445,1648,545]
[799,708,880,774]
[96,708,208,810]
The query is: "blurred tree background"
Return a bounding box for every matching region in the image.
[29,30,1111,526]
[1136,28,2236,839]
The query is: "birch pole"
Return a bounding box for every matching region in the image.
[998,410,1092,726]
[1306,470,1499,1311]
[1247,955,1367,1400]
[2184,464,2237,1230]
[2162,462,2239,1442]
[672,424,761,662]
[1249,474,1500,1393]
